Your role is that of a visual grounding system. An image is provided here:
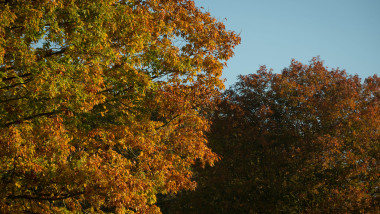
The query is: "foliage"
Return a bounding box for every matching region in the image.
[161,58,379,213]
[0,0,240,213]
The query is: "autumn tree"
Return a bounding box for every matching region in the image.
[0,0,240,213]
[161,58,379,213]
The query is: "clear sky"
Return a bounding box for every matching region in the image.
[194,0,380,87]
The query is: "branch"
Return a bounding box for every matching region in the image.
[0,65,17,73]
[155,114,180,131]
[1,48,67,82]
[0,78,33,90]
[8,21,76,31]
[2,110,59,128]
[7,191,85,201]
[38,48,67,60]
[1,72,32,81]
[0,96,28,104]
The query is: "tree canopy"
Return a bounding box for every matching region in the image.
[161,58,379,213]
[0,0,240,213]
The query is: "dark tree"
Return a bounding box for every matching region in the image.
[161,58,379,213]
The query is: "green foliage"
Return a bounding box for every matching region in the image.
[0,0,240,213]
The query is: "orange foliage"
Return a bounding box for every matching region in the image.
[0,0,240,213]
[162,58,379,213]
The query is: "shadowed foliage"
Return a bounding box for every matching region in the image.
[159,58,379,213]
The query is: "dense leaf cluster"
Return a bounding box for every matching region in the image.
[1,0,378,213]
[0,0,239,213]
[161,59,379,213]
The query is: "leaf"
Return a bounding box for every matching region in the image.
[0,0,240,213]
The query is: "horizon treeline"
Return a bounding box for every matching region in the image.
[0,0,378,213]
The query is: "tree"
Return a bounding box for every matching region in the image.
[162,58,379,213]
[0,0,240,213]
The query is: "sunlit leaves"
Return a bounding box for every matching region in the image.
[0,0,239,213]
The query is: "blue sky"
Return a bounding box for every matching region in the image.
[194,0,380,87]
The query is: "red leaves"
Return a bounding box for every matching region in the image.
[163,58,380,213]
